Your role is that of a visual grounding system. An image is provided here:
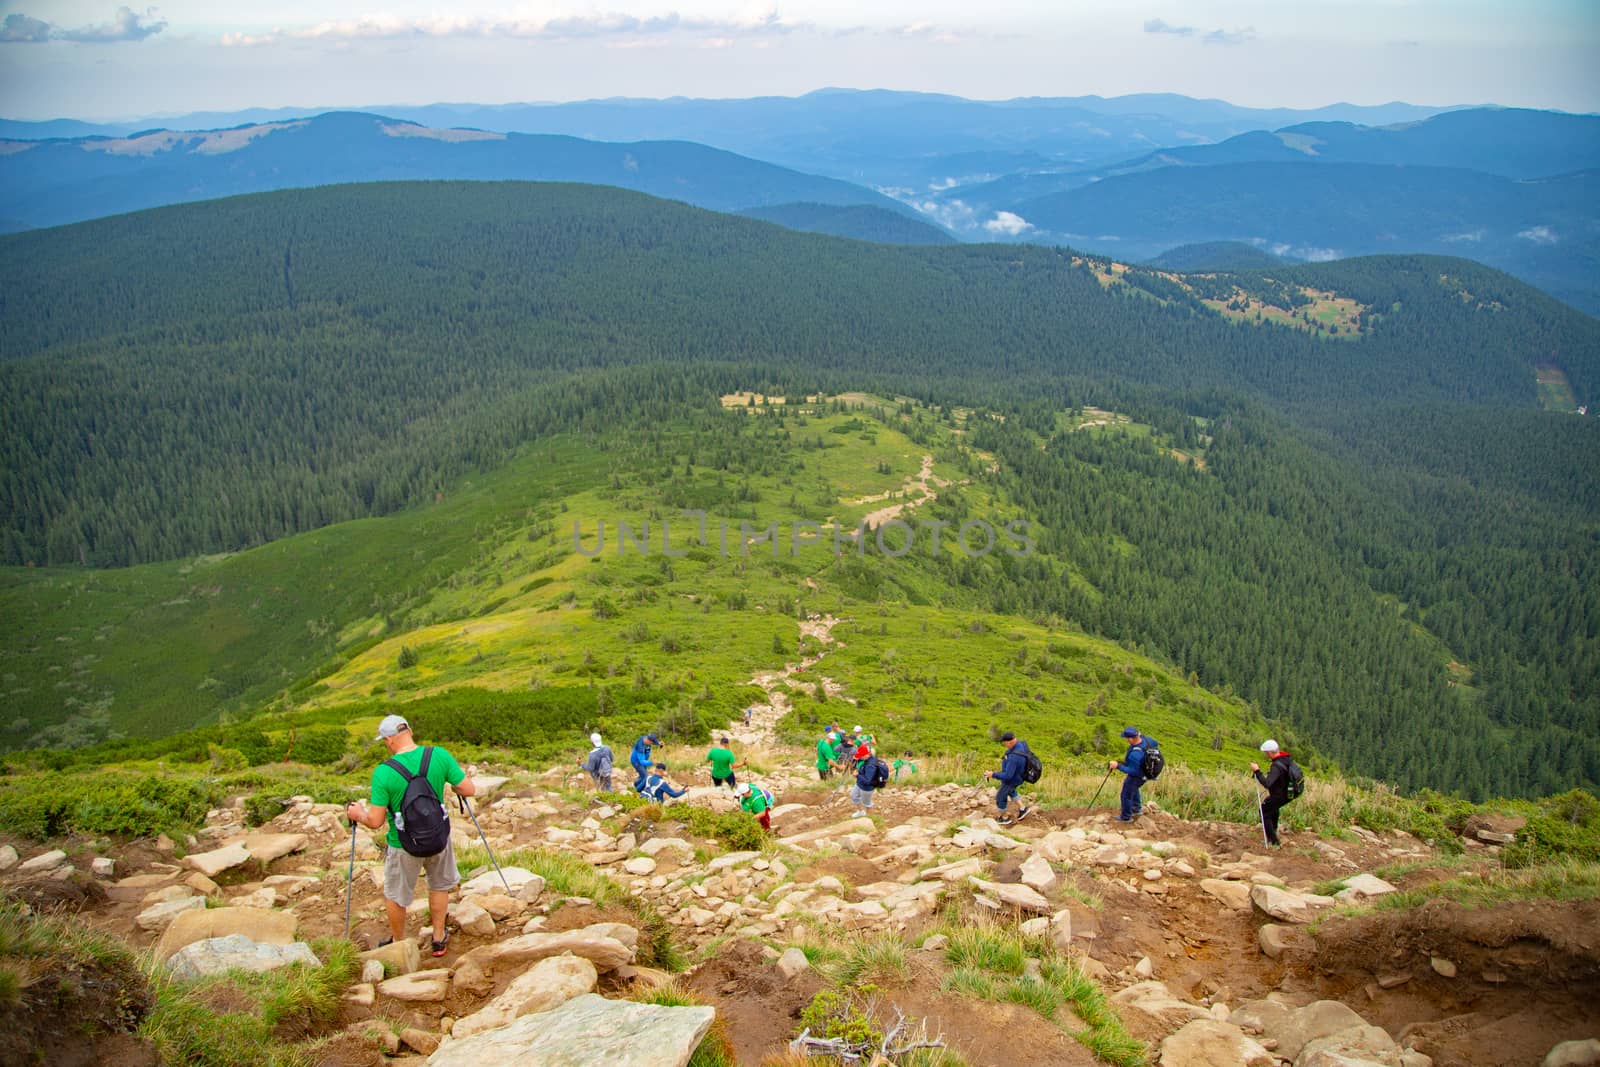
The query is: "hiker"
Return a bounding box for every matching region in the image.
[735,782,774,831]
[345,715,476,958]
[744,705,755,726]
[816,730,843,780]
[638,761,688,803]
[893,751,919,780]
[580,732,614,792]
[706,736,746,789]
[849,728,873,771]
[985,731,1032,825]
[1251,740,1296,847]
[630,733,660,792]
[1109,726,1156,822]
[850,744,890,815]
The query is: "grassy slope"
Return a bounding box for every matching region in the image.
[0,398,1270,777]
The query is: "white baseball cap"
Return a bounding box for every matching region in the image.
[376,714,410,740]
[1259,739,1280,754]
[590,732,603,747]
[735,782,751,795]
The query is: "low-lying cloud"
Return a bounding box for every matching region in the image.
[0,5,166,44]
[1517,225,1559,245]
[983,211,1033,237]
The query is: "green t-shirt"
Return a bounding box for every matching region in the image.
[740,788,771,815]
[816,737,839,769]
[707,747,737,778]
[370,745,464,849]
[893,758,919,778]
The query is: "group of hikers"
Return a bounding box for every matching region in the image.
[349,712,1304,949]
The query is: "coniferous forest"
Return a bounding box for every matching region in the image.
[1,181,1596,798]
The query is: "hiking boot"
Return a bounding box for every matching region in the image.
[996,814,1014,826]
[431,930,451,958]
[1014,806,1031,823]
[1114,816,1134,823]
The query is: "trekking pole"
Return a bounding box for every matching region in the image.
[343,818,358,941]
[1085,767,1114,811]
[1257,791,1270,849]
[458,794,511,893]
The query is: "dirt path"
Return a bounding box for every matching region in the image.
[856,454,947,531]
[727,614,847,749]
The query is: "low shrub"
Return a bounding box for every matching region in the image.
[0,771,219,840]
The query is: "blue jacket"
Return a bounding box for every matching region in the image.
[995,740,1033,787]
[638,773,686,802]
[855,756,885,791]
[1116,736,1157,778]
[630,737,654,772]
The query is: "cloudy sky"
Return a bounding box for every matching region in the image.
[1,1,1596,120]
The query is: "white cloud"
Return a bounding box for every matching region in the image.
[1145,16,1254,46]
[1441,229,1484,242]
[1,5,166,44]
[1517,225,1558,245]
[983,210,1033,236]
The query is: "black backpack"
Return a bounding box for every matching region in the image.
[383,747,451,858]
[1022,749,1043,784]
[1284,759,1305,801]
[1140,743,1166,781]
[868,758,891,789]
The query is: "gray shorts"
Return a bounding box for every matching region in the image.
[850,785,874,808]
[382,836,459,907]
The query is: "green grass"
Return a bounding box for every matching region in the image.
[628,981,738,1067]
[834,931,914,987]
[1353,859,1600,913]
[139,937,358,1067]
[932,912,1147,1066]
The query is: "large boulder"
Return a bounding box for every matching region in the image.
[1250,883,1312,924]
[183,843,253,879]
[135,895,207,932]
[1111,982,1212,1029]
[1545,1039,1600,1067]
[426,993,713,1067]
[223,832,309,863]
[1019,854,1057,891]
[1233,1000,1371,1061]
[380,968,453,1002]
[18,849,67,873]
[968,877,1051,914]
[360,938,422,976]
[1298,1024,1401,1067]
[165,934,318,980]
[155,906,297,961]
[451,954,599,1039]
[462,867,544,901]
[1199,879,1253,910]
[1159,1019,1275,1066]
[778,818,875,848]
[450,925,635,996]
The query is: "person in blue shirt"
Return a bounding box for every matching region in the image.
[985,731,1032,825]
[630,733,660,793]
[1109,726,1155,822]
[637,762,688,803]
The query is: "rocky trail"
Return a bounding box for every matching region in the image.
[2,618,1598,1066]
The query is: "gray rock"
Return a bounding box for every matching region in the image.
[380,968,453,1002]
[1257,923,1312,959]
[1111,981,1211,1027]
[1475,829,1515,844]
[18,849,67,873]
[183,842,252,878]
[360,959,386,984]
[1429,957,1457,978]
[1200,878,1254,910]
[1250,883,1312,924]
[155,906,298,961]
[776,947,810,980]
[426,993,713,1067]
[91,857,116,877]
[967,877,1051,914]
[1158,1019,1275,1066]
[1296,1022,1399,1066]
[165,934,319,980]
[360,938,422,976]
[135,895,208,932]
[0,845,18,871]
[452,954,599,1039]
[1545,1039,1600,1067]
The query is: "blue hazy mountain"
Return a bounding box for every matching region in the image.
[0,111,914,231]
[1006,163,1599,314]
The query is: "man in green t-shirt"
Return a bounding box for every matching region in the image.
[816,731,842,779]
[706,737,745,789]
[345,715,476,958]
[893,751,920,780]
[735,782,774,831]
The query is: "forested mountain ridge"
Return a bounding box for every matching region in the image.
[1,181,1596,800]
[0,111,914,232]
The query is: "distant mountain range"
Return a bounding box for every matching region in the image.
[0,90,1462,188]
[4,93,1596,312]
[0,111,915,233]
